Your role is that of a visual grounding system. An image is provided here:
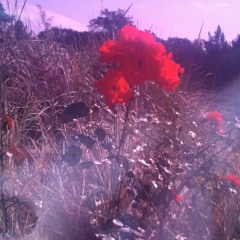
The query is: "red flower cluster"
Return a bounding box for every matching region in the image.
[95,69,132,108]
[222,174,240,187]
[175,194,182,203]
[95,24,184,107]
[171,189,182,203]
[207,111,225,135]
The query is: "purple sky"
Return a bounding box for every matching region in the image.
[2,0,240,41]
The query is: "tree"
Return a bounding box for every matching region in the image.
[202,26,236,89]
[205,25,228,53]
[163,38,204,70]
[232,35,240,49]
[0,2,14,23]
[88,8,134,38]
[162,37,206,90]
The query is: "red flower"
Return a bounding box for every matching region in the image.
[175,194,182,203]
[172,189,182,203]
[118,24,156,44]
[99,38,159,85]
[207,111,223,125]
[222,174,240,187]
[119,41,160,85]
[154,52,185,90]
[95,69,133,108]
[96,25,184,107]
[98,25,184,88]
[98,40,116,63]
[207,111,225,134]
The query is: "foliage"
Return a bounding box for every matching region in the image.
[88,8,134,38]
[0,2,14,23]
[206,25,228,52]
[38,27,108,51]
[39,12,240,91]
[162,26,240,90]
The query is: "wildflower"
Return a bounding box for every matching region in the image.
[207,111,225,135]
[154,52,185,90]
[95,69,132,108]
[207,111,223,125]
[222,174,240,187]
[118,24,156,43]
[172,189,182,203]
[119,41,158,85]
[175,194,182,203]
[99,25,183,87]
[96,24,184,107]
[99,38,158,85]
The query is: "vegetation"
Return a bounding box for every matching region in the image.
[39,24,240,91]
[160,25,240,90]
[88,8,134,38]
[0,2,14,23]
[0,4,240,240]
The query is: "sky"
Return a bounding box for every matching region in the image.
[1,0,240,41]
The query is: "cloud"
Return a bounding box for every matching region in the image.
[1,1,87,33]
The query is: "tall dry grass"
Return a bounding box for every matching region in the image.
[1,17,240,240]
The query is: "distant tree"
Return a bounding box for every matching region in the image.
[163,38,204,71]
[229,35,240,78]
[160,26,240,91]
[0,3,29,40]
[159,37,206,90]
[232,35,240,49]
[205,25,228,53]
[0,2,14,23]
[38,27,107,51]
[202,26,237,89]
[88,8,134,38]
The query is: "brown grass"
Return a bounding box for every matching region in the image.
[1,20,240,240]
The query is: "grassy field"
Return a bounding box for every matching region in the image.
[1,19,240,240]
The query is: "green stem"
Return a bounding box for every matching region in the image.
[116,102,132,162]
[115,101,132,216]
